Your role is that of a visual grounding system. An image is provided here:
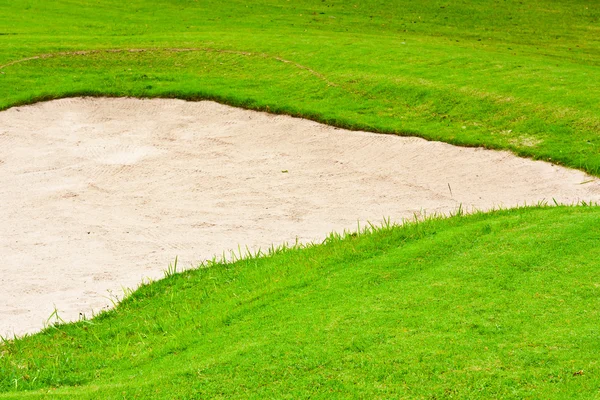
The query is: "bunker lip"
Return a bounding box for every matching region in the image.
[1,97,599,338]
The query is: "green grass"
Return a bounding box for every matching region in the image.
[1,0,600,174]
[1,206,600,398]
[2,1,600,397]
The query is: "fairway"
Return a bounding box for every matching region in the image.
[1,0,600,398]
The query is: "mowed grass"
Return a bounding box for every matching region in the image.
[1,0,600,174]
[1,206,600,398]
[2,1,600,398]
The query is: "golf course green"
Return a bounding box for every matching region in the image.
[1,0,600,398]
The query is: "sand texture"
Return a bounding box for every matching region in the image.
[1,97,599,337]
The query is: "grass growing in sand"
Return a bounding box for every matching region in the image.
[1,206,600,398]
[1,0,600,174]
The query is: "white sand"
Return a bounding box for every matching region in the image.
[1,97,599,337]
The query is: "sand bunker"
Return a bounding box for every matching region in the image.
[1,97,599,337]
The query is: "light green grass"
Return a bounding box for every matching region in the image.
[1,0,600,174]
[1,206,600,398]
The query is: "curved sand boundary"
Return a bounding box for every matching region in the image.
[1,97,599,337]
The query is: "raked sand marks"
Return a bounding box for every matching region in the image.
[1,97,599,337]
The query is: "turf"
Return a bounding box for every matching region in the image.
[2,1,600,398]
[1,206,600,399]
[1,0,600,174]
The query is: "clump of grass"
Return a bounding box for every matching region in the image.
[163,256,178,279]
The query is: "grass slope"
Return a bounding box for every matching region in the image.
[1,0,599,174]
[1,206,600,399]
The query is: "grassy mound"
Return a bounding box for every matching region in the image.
[1,206,599,398]
[1,0,600,174]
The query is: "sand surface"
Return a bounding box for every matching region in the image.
[1,97,599,337]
